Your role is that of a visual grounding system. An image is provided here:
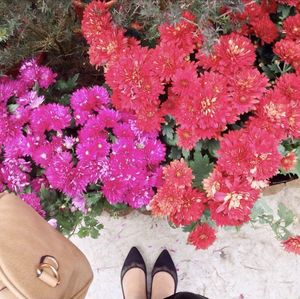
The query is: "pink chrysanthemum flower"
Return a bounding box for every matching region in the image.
[70,85,110,125]
[31,175,50,193]
[30,103,71,134]
[38,66,57,88]
[18,91,45,108]
[20,193,46,218]
[76,137,110,162]
[188,223,216,250]
[18,59,56,88]
[0,158,31,193]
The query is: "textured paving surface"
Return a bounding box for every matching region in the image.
[72,184,300,299]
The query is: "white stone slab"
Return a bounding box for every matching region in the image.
[71,186,300,299]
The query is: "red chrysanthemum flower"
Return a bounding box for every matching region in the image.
[287,98,300,138]
[150,185,185,217]
[217,126,281,180]
[188,223,216,250]
[276,0,299,7]
[81,0,112,45]
[246,115,287,141]
[274,39,300,71]
[254,89,289,133]
[229,69,269,114]
[159,11,199,55]
[250,14,278,43]
[283,14,300,40]
[88,27,128,67]
[134,101,165,132]
[195,72,236,135]
[280,152,297,171]
[150,43,186,82]
[105,45,164,125]
[169,187,206,226]
[276,73,300,101]
[261,0,278,14]
[163,158,194,188]
[204,169,260,225]
[176,127,200,150]
[171,71,238,148]
[197,33,256,74]
[171,63,199,98]
[282,236,300,255]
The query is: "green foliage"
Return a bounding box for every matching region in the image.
[0,0,81,74]
[182,221,198,233]
[189,151,214,189]
[111,0,243,46]
[55,73,80,92]
[40,187,105,239]
[250,198,295,240]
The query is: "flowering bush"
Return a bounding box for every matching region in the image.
[1,0,300,254]
[80,0,300,253]
[0,58,165,237]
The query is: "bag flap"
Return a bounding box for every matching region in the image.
[0,192,93,299]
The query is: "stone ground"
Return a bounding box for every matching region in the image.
[71,183,300,299]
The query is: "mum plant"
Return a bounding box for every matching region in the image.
[80,0,300,254]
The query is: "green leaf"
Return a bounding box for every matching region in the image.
[277,144,286,155]
[85,192,102,207]
[55,73,79,92]
[206,139,220,157]
[162,124,174,140]
[277,4,291,20]
[8,103,18,113]
[168,146,182,160]
[77,227,89,238]
[278,203,294,227]
[182,149,190,160]
[189,151,214,189]
[250,198,273,221]
[182,221,198,233]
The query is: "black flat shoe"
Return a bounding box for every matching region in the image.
[151,249,178,298]
[121,247,147,299]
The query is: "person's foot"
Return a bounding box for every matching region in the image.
[121,247,147,299]
[151,250,178,299]
[151,271,175,299]
[122,268,147,299]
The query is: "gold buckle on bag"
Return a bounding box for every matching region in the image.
[36,255,61,287]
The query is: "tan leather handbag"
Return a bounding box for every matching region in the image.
[0,191,93,299]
